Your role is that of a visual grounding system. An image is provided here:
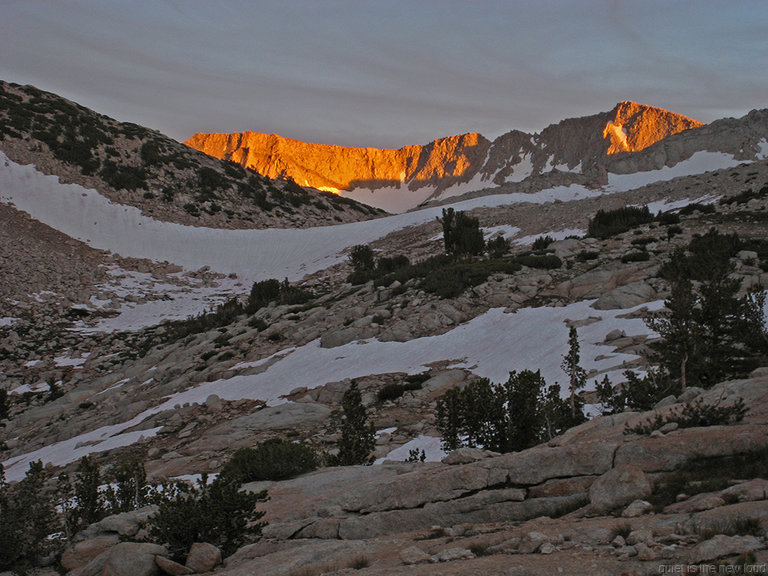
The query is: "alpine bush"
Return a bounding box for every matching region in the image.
[147,474,266,561]
[220,439,318,482]
[587,205,654,239]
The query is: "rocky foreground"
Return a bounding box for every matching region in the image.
[50,373,768,576]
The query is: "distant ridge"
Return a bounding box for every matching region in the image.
[185,101,703,211]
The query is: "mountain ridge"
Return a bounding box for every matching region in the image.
[0,80,384,229]
[185,101,704,211]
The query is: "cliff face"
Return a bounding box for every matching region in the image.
[184,131,491,195]
[183,102,708,211]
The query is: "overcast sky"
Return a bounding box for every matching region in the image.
[1,1,766,148]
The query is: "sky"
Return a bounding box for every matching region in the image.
[0,1,766,149]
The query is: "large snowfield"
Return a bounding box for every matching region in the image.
[0,145,763,480]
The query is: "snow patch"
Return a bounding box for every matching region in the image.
[514,228,585,245]
[482,225,521,240]
[54,353,90,368]
[374,435,446,464]
[607,151,742,191]
[644,194,720,215]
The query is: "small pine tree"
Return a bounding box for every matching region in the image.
[104,455,151,514]
[349,245,375,274]
[74,455,105,527]
[440,207,456,254]
[436,387,463,451]
[647,270,700,390]
[0,461,60,573]
[333,382,376,466]
[503,370,547,452]
[649,236,768,388]
[56,472,77,542]
[440,207,485,257]
[561,326,587,420]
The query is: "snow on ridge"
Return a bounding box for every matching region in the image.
[643,194,720,215]
[607,150,743,192]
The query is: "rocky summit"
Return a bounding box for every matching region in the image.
[2,81,768,575]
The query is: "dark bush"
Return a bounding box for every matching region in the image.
[198,166,226,193]
[588,205,654,239]
[678,202,715,216]
[621,250,650,263]
[420,258,522,298]
[377,376,426,402]
[147,475,266,561]
[660,228,741,281]
[220,440,318,483]
[100,161,148,191]
[531,235,554,250]
[140,140,164,165]
[575,250,599,262]
[516,253,563,269]
[164,297,245,342]
[625,397,747,435]
[376,255,410,274]
[486,236,510,258]
[656,211,681,225]
[247,278,312,312]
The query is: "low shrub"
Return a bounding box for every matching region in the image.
[377,378,424,402]
[678,202,716,216]
[625,397,747,435]
[531,235,555,250]
[576,250,599,262]
[588,205,654,239]
[621,250,650,263]
[650,448,768,509]
[657,211,681,225]
[247,279,313,312]
[516,253,562,269]
[220,439,319,483]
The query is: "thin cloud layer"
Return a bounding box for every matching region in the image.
[0,0,765,148]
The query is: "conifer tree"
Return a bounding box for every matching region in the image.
[648,233,768,388]
[0,461,59,572]
[561,326,587,419]
[334,382,376,465]
[439,207,485,257]
[647,270,699,390]
[436,387,463,451]
[504,369,547,452]
[74,455,105,527]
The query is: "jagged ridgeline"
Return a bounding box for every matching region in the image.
[0,81,383,228]
[184,101,705,210]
